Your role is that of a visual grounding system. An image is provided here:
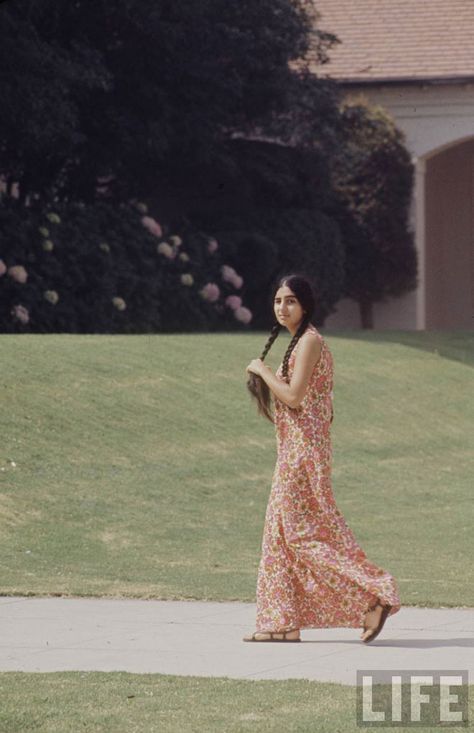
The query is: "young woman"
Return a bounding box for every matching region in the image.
[243,273,400,643]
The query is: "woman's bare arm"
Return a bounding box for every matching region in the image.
[258,334,321,409]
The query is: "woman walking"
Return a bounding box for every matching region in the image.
[243,274,400,643]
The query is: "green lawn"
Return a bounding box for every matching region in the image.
[0,673,471,733]
[1,331,473,606]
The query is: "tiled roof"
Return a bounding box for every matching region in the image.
[310,0,474,83]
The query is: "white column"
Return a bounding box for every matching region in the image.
[413,157,427,330]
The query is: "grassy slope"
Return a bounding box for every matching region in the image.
[0,331,473,606]
[0,673,471,733]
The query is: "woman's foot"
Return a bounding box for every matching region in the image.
[243,629,301,642]
[361,602,392,643]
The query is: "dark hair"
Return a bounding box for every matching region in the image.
[246,273,316,422]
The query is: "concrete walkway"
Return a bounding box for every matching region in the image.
[0,597,472,685]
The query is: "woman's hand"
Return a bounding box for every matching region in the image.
[246,358,270,377]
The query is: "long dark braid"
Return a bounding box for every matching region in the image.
[247,315,312,422]
[246,322,282,423]
[280,314,311,384]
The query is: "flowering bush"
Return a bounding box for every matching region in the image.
[0,199,253,333]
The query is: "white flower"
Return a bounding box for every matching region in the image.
[179,252,190,262]
[39,226,50,237]
[46,212,61,224]
[207,238,218,253]
[112,297,126,311]
[135,202,148,214]
[44,290,59,305]
[99,242,111,253]
[180,273,194,286]
[169,235,182,247]
[8,265,28,284]
[42,240,54,252]
[157,242,174,259]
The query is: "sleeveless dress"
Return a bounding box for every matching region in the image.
[255,323,401,632]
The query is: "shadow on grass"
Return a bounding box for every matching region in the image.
[322,330,474,368]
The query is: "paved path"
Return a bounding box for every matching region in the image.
[0,597,472,685]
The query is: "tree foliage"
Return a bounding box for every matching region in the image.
[0,0,339,204]
[330,101,418,327]
[0,2,418,332]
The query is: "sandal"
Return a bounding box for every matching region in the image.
[243,629,301,642]
[361,602,392,643]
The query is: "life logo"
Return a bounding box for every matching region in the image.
[356,669,469,727]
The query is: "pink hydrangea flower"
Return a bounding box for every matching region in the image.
[234,306,252,324]
[200,283,220,302]
[207,238,218,253]
[8,265,28,284]
[0,259,7,276]
[11,304,29,324]
[221,264,238,282]
[141,216,163,238]
[221,264,243,288]
[225,295,242,310]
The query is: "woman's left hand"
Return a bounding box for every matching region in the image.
[246,358,267,377]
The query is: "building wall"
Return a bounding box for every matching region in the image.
[326,82,474,330]
[425,139,474,329]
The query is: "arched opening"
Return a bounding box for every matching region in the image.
[423,137,474,329]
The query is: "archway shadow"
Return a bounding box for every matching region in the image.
[321,329,474,369]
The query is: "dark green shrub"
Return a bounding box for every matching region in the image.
[330,100,417,328]
[197,207,344,327]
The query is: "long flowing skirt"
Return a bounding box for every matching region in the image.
[255,450,401,632]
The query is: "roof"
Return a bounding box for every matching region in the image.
[310,0,474,84]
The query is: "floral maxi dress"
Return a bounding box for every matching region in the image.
[255,324,401,632]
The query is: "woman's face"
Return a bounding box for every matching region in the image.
[274,285,305,332]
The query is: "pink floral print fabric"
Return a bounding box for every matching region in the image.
[255,324,401,632]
